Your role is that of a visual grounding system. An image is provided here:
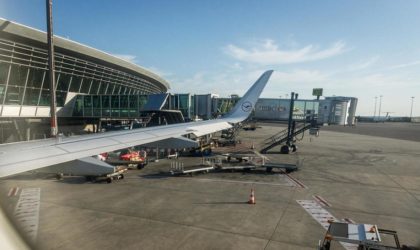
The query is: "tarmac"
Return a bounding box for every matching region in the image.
[1,122,420,249]
[322,122,420,142]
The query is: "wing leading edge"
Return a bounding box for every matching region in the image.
[0,70,273,178]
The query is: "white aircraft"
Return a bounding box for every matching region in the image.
[0,70,274,178]
[0,70,273,249]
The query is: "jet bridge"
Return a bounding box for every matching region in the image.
[260,92,319,154]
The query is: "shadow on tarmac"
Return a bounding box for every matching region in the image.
[193,201,248,205]
[139,173,172,179]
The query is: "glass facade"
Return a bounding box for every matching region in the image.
[213,97,239,114]
[170,93,191,118]
[0,38,166,114]
[72,94,153,118]
[74,93,235,121]
[255,99,320,121]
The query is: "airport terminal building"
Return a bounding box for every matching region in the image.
[0,19,170,142]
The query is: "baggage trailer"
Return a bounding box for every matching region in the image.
[319,221,402,250]
[86,165,127,183]
[170,164,214,176]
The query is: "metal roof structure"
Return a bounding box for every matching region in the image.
[0,18,170,92]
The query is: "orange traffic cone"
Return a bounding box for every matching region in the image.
[248,189,256,204]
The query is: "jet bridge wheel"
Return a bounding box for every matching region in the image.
[280,145,290,154]
[106,177,113,183]
[291,144,298,152]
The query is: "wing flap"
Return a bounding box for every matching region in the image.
[142,136,199,149]
[188,122,232,137]
[37,157,115,176]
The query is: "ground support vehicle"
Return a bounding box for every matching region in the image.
[319,221,402,250]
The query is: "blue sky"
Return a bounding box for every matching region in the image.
[1,0,420,116]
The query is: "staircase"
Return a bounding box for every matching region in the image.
[260,122,312,154]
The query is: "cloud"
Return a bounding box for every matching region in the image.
[386,60,420,70]
[110,53,137,63]
[169,68,330,98]
[224,39,347,65]
[347,56,379,71]
[142,66,172,78]
[272,69,329,83]
[170,72,208,93]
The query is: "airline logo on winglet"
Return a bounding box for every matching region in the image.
[241,101,253,112]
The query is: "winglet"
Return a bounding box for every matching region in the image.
[224,70,273,123]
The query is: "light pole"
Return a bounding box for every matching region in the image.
[46,0,58,137]
[378,95,383,119]
[410,96,415,121]
[374,96,377,118]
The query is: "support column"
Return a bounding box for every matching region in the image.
[26,121,31,141]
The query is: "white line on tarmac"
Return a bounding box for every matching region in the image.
[191,177,296,187]
[14,188,41,243]
[296,200,357,250]
[8,187,19,197]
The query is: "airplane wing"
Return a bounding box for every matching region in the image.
[0,70,273,178]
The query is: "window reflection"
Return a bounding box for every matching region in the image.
[93,95,101,116]
[27,68,44,88]
[83,95,92,116]
[0,85,5,103]
[39,90,50,106]
[80,79,91,93]
[57,73,71,91]
[73,95,83,116]
[0,63,10,84]
[23,88,40,106]
[90,80,100,95]
[69,76,82,92]
[8,65,28,87]
[55,91,67,107]
[5,86,24,105]
[99,82,107,94]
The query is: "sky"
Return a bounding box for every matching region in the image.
[1,0,420,116]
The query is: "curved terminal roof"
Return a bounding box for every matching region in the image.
[0,18,170,92]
